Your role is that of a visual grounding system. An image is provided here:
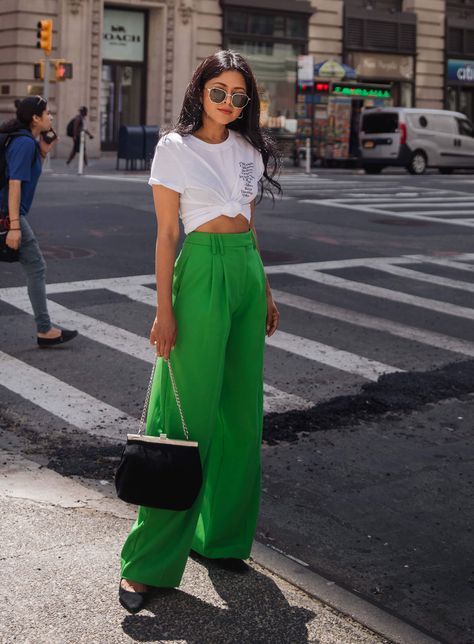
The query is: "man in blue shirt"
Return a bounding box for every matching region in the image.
[2,96,78,346]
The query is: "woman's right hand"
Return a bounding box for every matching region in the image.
[6,229,21,250]
[150,309,177,360]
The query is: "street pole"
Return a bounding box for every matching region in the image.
[305,137,311,174]
[42,55,52,173]
[78,130,85,175]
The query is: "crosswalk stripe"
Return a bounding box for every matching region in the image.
[271,289,474,358]
[79,174,146,184]
[1,286,313,414]
[408,256,474,273]
[262,384,313,413]
[110,282,401,380]
[264,253,474,274]
[279,267,474,320]
[267,330,402,381]
[389,209,474,216]
[372,264,474,293]
[306,200,474,228]
[343,197,474,205]
[0,350,133,437]
[5,289,155,364]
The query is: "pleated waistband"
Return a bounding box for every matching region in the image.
[184,229,256,254]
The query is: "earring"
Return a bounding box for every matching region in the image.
[237,112,244,120]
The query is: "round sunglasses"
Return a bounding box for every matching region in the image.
[206,87,250,109]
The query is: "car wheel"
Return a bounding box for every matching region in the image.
[407,151,427,175]
[439,167,454,174]
[363,165,383,175]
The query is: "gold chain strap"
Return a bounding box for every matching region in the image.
[138,359,189,440]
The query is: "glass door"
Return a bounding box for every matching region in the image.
[100,62,144,150]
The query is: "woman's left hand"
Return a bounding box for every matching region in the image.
[266,291,280,337]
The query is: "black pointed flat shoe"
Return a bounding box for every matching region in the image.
[119,581,149,614]
[37,329,78,348]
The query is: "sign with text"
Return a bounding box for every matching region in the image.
[332,82,392,99]
[447,59,474,84]
[348,52,414,81]
[297,55,314,83]
[103,9,145,62]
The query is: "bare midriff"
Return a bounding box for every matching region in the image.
[194,213,250,234]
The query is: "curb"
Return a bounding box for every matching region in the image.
[251,541,442,644]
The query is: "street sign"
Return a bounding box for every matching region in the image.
[55,61,73,81]
[34,62,45,81]
[27,84,44,96]
[298,55,314,83]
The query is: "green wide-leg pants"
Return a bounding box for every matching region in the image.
[121,230,267,587]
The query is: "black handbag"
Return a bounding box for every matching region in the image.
[0,216,19,263]
[115,358,202,511]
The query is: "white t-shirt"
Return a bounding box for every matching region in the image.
[148,128,265,234]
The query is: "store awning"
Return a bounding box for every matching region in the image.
[314,60,357,81]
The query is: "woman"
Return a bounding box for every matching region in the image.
[1,96,77,346]
[119,50,281,613]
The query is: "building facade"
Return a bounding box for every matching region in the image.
[0,0,471,158]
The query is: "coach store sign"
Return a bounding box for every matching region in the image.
[347,53,414,81]
[103,9,145,62]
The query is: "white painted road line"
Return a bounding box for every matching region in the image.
[271,289,474,358]
[262,384,313,413]
[264,253,474,274]
[267,330,402,381]
[112,282,401,381]
[0,274,152,299]
[372,263,474,293]
[408,256,474,273]
[303,199,474,228]
[4,289,155,365]
[277,267,474,321]
[0,351,134,437]
[2,287,314,414]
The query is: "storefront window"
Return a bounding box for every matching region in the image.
[224,8,309,135]
[228,38,303,133]
[225,11,307,39]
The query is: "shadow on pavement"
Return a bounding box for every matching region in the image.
[121,560,315,643]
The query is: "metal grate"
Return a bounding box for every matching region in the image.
[446,20,474,55]
[345,15,416,53]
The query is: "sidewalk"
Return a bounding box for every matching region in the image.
[0,450,394,644]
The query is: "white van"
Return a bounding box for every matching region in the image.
[359,108,474,174]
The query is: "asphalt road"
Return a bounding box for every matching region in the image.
[1,168,474,643]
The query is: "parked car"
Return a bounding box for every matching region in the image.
[359,107,474,175]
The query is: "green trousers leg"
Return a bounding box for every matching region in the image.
[121,230,267,587]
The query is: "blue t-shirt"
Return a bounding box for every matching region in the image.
[1,130,42,216]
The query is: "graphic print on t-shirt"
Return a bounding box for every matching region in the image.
[239,161,255,199]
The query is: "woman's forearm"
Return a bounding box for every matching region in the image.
[7,181,21,225]
[155,231,179,313]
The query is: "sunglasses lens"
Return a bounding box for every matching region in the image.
[209,88,227,104]
[232,94,248,109]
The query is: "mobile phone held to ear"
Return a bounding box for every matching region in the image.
[41,128,58,144]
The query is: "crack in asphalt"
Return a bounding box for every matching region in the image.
[262,359,474,444]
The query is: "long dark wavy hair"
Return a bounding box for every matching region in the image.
[162,50,282,202]
[0,96,47,134]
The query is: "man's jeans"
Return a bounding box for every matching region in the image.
[18,217,52,333]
